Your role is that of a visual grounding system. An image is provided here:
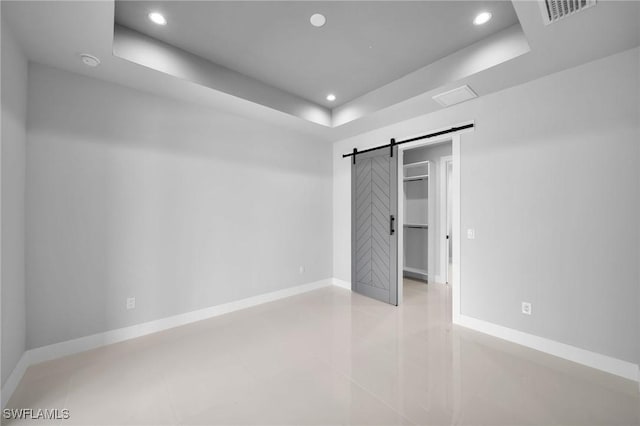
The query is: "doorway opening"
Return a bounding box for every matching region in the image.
[401,141,452,297]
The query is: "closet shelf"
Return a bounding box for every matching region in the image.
[404,160,430,168]
[403,267,428,276]
[403,175,429,182]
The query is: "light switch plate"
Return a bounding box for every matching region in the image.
[467,228,475,239]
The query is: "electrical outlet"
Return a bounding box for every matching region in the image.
[299,265,305,274]
[126,297,136,310]
[521,302,532,315]
[467,228,475,239]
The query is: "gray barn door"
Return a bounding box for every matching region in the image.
[352,148,398,305]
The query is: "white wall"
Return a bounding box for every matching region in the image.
[333,48,640,364]
[1,21,28,386]
[25,64,333,349]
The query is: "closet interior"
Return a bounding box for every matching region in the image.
[403,160,430,282]
[402,141,452,285]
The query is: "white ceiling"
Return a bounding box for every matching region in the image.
[114,1,519,108]
[2,1,639,142]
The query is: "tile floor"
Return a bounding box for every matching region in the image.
[5,279,640,425]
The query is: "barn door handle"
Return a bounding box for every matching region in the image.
[390,215,395,235]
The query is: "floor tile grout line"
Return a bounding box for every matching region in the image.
[314,356,418,426]
[159,369,182,426]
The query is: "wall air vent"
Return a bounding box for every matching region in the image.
[432,85,478,108]
[539,0,596,25]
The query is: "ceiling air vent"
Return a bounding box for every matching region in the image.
[432,85,478,108]
[539,0,596,25]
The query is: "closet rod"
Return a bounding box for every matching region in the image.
[342,123,474,162]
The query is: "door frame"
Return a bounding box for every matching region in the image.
[396,121,472,321]
[440,155,453,284]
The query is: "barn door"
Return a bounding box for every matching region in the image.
[351,148,398,305]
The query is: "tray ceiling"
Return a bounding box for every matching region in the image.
[114,1,519,108]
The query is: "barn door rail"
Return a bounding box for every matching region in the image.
[343,123,474,163]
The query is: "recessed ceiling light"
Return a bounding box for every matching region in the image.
[326,94,336,102]
[310,13,326,27]
[80,53,100,67]
[148,12,167,25]
[473,11,492,25]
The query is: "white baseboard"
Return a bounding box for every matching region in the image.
[332,278,351,290]
[9,280,633,407]
[454,314,639,382]
[1,278,333,408]
[27,278,333,366]
[1,352,30,409]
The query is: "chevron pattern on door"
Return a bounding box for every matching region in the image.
[351,149,397,305]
